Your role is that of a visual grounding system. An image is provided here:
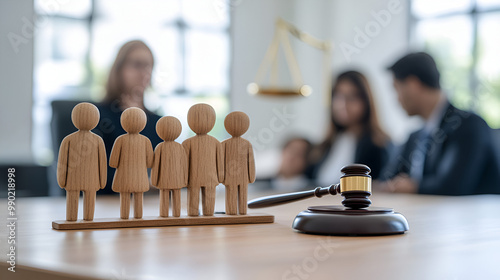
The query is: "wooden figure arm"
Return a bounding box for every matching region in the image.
[216,142,224,183]
[151,143,162,187]
[181,147,188,186]
[220,141,227,184]
[182,141,190,157]
[56,138,70,189]
[109,137,122,168]
[248,144,256,183]
[182,141,190,185]
[98,138,107,189]
[145,138,154,169]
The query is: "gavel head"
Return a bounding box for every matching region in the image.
[338,164,372,209]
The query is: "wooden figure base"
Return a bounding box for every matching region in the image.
[292,206,409,236]
[52,213,274,230]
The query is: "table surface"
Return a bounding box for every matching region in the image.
[1,190,500,280]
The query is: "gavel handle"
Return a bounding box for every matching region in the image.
[247,184,340,208]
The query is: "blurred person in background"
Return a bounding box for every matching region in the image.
[378,52,500,195]
[268,137,312,192]
[94,40,163,194]
[306,71,391,186]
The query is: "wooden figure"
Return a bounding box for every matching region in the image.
[109,107,153,219]
[222,112,256,215]
[151,116,188,217]
[52,105,275,230]
[182,104,224,216]
[57,102,107,221]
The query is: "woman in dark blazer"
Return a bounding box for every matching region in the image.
[307,71,391,184]
[93,40,162,194]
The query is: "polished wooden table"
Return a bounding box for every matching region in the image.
[1,191,500,280]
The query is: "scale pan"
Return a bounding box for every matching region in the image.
[247,83,312,97]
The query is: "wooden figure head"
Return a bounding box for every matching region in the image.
[187,104,216,135]
[121,107,147,134]
[156,116,182,141]
[224,111,249,137]
[71,102,100,131]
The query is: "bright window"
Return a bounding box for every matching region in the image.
[411,0,500,128]
[33,0,231,164]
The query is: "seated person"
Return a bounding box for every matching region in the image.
[378,52,500,195]
[307,71,391,185]
[271,137,312,192]
[93,40,163,194]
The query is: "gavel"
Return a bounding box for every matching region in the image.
[248,164,372,209]
[248,164,409,235]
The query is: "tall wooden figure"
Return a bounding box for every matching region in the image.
[57,102,107,221]
[222,112,255,215]
[152,116,188,217]
[110,107,153,219]
[183,104,224,216]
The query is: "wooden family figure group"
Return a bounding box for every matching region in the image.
[57,102,255,222]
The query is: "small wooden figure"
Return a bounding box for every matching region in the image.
[109,107,153,219]
[52,105,276,230]
[57,102,107,221]
[222,112,256,215]
[183,104,224,216]
[152,116,188,217]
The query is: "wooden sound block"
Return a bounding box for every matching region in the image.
[292,206,409,236]
[52,213,274,230]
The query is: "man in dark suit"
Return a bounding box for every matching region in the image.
[378,52,500,195]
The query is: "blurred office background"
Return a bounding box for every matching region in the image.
[1,0,499,196]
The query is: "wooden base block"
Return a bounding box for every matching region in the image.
[52,213,274,230]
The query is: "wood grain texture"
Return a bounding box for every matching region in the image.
[65,191,79,221]
[119,192,131,219]
[56,102,107,221]
[222,111,256,215]
[183,104,224,216]
[133,193,143,219]
[152,116,187,217]
[52,213,274,230]
[82,191,96,221]
[3,193,500,280]
[109,107,153,219]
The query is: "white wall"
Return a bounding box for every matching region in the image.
[329,0,420,142]
[231,0,329,152]
[0,0,419,166]
[231,0,420,173]
[0,0,34,164]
